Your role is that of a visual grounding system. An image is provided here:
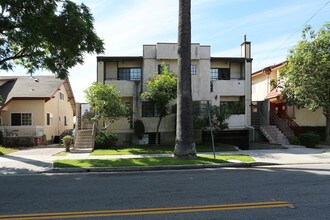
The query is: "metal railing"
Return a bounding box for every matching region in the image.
[270,113,294,139]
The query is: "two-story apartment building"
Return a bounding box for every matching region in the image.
[96,40,252,148]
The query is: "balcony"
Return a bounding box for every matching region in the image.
[2,126,44,137]
[105,80,140,97]
[212,80,245,96]
[227,114,246,128]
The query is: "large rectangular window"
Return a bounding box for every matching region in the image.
[118,68,141,80]
[210,68,230,80]
[142,101,159,117]
[11,113,32,126]
[220,98,245,114]
[193,101,208,116]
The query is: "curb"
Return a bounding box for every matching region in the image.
[48,162,279,174]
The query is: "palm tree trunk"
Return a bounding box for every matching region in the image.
[174,0,196,159]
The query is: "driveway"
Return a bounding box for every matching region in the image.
[0,145,64,175]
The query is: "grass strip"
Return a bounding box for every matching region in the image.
[54,154,254,168]
[91,144,238,156]
[0,146,18,155]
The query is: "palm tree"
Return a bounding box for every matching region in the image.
[174,0,197,159]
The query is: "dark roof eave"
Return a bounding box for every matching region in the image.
[97,56,143,62]
[211,57,253,62]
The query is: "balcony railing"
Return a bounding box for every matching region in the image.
[2,126,44,137]
[211,80,245,96]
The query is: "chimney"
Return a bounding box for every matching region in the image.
[241,34,251,59]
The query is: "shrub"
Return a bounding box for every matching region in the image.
[94,131,118,149]
[134,120,145,140]
[299,133,320,147]
[62,135,73,152]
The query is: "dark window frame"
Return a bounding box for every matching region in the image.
[118,68,142,81]
[11,113,32,126]
[142,101,160,117]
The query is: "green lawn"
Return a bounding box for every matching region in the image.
[0,146,18,155]
[90,144,238,156]
[54,154,254,168]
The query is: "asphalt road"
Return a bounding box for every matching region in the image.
[0,164,330,220]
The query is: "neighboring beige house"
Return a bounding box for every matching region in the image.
[96,39,253,149]
[0,76,76,143]
[252,61,326,144]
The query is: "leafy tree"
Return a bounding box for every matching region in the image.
[84,82,129,128]
[280,23,330,144]
[141,65,177,145]
[193,104,233,132]
[0,0,104,78]
[174,0,197,159]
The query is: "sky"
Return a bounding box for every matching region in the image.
[3,0,330,103]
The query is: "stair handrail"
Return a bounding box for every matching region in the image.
[271,113,294,139]
[283,114,301,136]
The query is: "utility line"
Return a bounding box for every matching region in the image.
[256,0,329,68]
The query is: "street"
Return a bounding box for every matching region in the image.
[0,164,330,220]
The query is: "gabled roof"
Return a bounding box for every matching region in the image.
[0,76,76,114]
[252,61,287,77]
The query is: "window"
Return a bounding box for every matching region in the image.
[210,69,218,80]
[210,68,230,80]
[142,101,159,117]
[220,99,245,114]
[47,113,51,126]
[64,116,68,126]
[118,68,141,80]
[158,64,170,74]
[59,92,65,101]
[193,101,208,116]
[191,64,197,75]
[11,113,32,126]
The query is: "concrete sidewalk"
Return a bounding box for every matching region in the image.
[0,144,329,175]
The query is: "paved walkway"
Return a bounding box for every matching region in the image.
[0,144,329,175]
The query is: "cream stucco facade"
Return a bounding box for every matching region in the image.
[252,62,326,127]
[97,41,252,145]
[0,76,76,142]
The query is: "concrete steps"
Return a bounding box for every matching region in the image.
[72,129,94,153]
[260,125,289,145]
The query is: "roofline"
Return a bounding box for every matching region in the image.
[211,57,253,62]
[252,61,287,76]
[97,56,143,62]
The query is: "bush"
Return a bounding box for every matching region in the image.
[62,135,73,152]
[134,120,145,140]
[94,131,118,149]
[299,133,320,147]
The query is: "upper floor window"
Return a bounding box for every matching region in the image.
[191,64,197,75]
[210,68,230,80]
[220,98,245,114]
[118,68,141,81]
[59,92,65,101]
[11,113,32,126]
[158,64,170,74]
[64,116,68,126]
[142,101,159,117]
